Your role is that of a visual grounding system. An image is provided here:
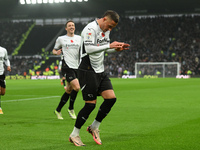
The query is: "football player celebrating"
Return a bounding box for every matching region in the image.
[69,10,130,146]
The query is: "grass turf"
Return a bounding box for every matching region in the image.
[0,78,200,150]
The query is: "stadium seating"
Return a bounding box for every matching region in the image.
[18,25,64,55]
[1,16,200,76]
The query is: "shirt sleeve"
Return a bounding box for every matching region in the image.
[54,37,62,50]
[83,28,110,54]
[106,49,116,53]
[4,49,10,66]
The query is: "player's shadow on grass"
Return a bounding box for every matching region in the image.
[102,133,138,142]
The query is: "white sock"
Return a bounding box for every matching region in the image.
[91,119,101,129]
[70,127,80,137]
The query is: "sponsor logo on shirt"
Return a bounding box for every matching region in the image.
[65,44,79,49]
[97,38,110,44]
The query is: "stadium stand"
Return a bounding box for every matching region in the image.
[1,15,200,76]
[0,21,33,54]
[107,15,200,76]
[39,57,60,72]
[18,25,64,55]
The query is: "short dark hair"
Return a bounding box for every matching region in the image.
[102,10,120,23]
[65,20,74,27]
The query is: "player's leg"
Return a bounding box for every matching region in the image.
[69,100,96,146]
[88,75,116,145]
[68,78,80,119]
[54,69,72,119]
[0,87,6,114]
[68,90,78,110]
[54,82,72,119]
[0,94,2,114]
[69,70,97,146]
[87,90,116,145]
[62,77,66,89]
[95,89,116,123]
[66,69,80,119]
[68,90,78,119]
[0,87,2,114]
[0,76,6,114]
[0,87,5,96]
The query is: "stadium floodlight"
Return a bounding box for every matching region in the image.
[26,0,31,4]
[19,0,88,4]
[49,0,54,3]
[37,0,42,3]
[43,0,48,3]
[31,0,37,4]
[20,0,26,4]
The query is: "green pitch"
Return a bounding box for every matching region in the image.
[0,78,200,150]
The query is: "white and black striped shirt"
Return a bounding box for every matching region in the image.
[79,20,115,73]
[0,46,10,75]
[54,35,81,69]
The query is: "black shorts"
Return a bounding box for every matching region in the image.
[0,74,6,88]
[61,68,78,83]
[78,70,113,101]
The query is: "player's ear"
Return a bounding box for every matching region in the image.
[103,17,107,22]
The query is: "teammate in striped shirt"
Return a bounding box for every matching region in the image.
[52,20,81,120]
[0,46,11,114]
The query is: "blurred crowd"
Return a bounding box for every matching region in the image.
[9,56,42,76]
[0,21,33,54]
[106,15,200,76]
[1,15,200,76]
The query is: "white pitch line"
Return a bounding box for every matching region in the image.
[1,96,60,103]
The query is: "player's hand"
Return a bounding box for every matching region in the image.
[114,42,130,52]
[110,41,123,49]
[7,66,11,72]
[56,49,62,55]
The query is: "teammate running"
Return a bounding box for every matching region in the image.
[0,46,11,114]
[53,20,81,120]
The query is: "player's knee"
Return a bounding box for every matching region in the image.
[1,93,5,96]
[65,88,72,94]
[65,85,73,93]
[0,91,5,96]
[73,85,80,92]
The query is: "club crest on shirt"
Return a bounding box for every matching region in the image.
[86,33,92,40]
